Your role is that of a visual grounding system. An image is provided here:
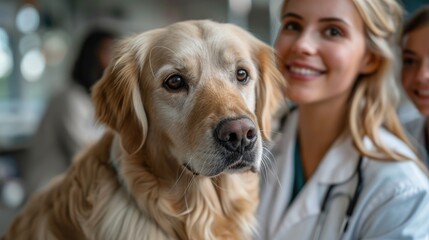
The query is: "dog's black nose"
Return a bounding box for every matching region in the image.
[215,117,257,152]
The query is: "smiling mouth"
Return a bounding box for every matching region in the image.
[287,65,325,75]
[414,89,429,97]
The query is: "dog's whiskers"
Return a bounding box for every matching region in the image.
[261,146,283,191]
[180,173,197,215]
[260,153,271,184]
[199,146,214,176]
[169,159,192,194]
[173,154,196,195]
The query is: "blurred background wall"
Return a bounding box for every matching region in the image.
[0,0,427,235]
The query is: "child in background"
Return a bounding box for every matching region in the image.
[401,5,429,166]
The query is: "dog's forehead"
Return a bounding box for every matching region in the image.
[132,20,262,83]
[167,20,247,43]
[156,21,255,62]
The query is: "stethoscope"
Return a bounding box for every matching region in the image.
[312,155,364,240]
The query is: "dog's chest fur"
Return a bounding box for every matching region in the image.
[5,133,257,240]
[92,187,171,240]
[87,133,257,240]
[92,175,256,240]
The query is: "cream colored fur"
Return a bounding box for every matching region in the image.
[3,20,285,240]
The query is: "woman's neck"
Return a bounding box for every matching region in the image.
[297,99,348,179]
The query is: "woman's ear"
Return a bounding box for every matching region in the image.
[360,51,381,74]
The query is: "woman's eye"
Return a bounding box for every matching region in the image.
[236,69,249,84]
[163,74,187,91]
[324,27,343,37]
[283,22,301,32]
[402,57,416,66]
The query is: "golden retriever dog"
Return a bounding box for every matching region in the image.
[3,20,284,240]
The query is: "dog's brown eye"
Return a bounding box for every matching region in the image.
[236,69,249,84]
[164,75,186,91]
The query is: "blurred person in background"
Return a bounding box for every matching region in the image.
[401,5,429,166]
[21,27,117,196]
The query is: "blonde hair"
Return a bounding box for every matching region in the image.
[281,0,420,163]
[349,0,420,162]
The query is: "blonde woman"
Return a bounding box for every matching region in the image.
[257,0,429,239]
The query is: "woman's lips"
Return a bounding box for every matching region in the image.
[415,89,429,97]
[288,65,323,75]
[286,64,326,80]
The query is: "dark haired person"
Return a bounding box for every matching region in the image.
[401,5,429,166]
[22,28,117,195]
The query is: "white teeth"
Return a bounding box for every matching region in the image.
[416,89,429,96]
[289,66,320,75]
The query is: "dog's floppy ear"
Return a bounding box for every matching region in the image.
[92,36,150,154]
[255,45,286,141]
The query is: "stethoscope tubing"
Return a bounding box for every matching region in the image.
[343,156,364,232]
[316,155,364,239]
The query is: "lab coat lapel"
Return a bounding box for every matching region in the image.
[314,134,360,185]
[262,111,297,237]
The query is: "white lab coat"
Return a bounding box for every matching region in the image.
[256,110,429,240]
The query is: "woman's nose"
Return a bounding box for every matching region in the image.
[290,31,317,56]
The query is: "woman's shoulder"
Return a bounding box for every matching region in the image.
[364,158,428,191]
[363,128,429,189]
[358,158,429,238]
[361,147,429,227]
[364,128,417,160]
